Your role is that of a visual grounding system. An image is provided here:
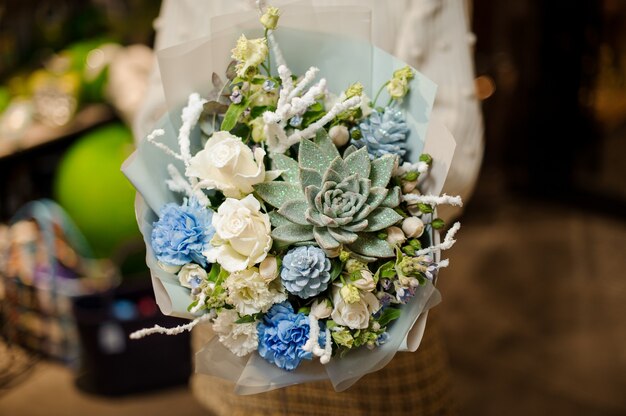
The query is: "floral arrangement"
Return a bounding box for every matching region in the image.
[125,3,462,389]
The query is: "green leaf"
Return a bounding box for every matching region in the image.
[374,261,396,282]
[377,307,401,327]
[268,211,293,228]
[330,259,343,281]
[298,138,333,175]
[344,146,370,178]
[314,129,341,161]
[221,97,249,131]
[369,155,396,188]
[250,105,275,119]
[254,182,304,208]
[363,207,403,232]
[348,233,395,258]
[235,313,262,324]
[272,223,315,243]
[277,200,310,226]
[380,186,401,208]
[207,263,221,282]
[299,167,323,189]
[271,153,299,183]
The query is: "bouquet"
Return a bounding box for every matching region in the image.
[123,3,462,394]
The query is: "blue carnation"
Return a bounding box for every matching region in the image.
[257,302,326,371]
[352,107,410,159]
[281,246,331,299]
[150,198,214,267]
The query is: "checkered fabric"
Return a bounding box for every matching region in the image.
[191,312,455,416]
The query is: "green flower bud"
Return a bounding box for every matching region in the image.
[350,127,362,140]
[402,245,416,256]
[345,259,366,273]
[408,238,422,250]
[419,153,433,165]
[403,171,419,182]
[339,250,351,263]
[260,6,280,30]
[432,218,445,230]
[345,82,364,99]
[417,203,433,214]
[331,328,354,348]
[340,284,361,304]
[393,66,414,81]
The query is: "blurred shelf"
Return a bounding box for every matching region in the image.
[0,105,114,160]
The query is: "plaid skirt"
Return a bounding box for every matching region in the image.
[191,312,455,416]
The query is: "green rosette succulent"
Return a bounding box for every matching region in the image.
[254,130,402,260]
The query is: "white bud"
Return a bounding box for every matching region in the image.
[177,263,207,288]
[402,217,425,238]
[259,256,279,282]
[385,226,406,246]
[352,269,376,292]
[402,180,418,193]
[310,298,332,319]
[329,125,350,147]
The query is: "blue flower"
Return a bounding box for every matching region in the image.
[150,198,214,267]
[257,302,325,371]
[352,107,410,159]
[281,246,331,299]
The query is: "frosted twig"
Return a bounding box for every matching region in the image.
[178,93,207,166]
[415,222,461,256]
[288,67,320,102]
[189,292,207,314]
[147,129,184,161]
[165,164,210,206]
[395,161,429,176]
[129,313,212,339]
[287,95,361,144]
[403,193,463,207]
[437,259,450,268]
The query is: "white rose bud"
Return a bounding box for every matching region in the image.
[177,263,208,289]
[259,256,278,282]
[352,269,376,292]
[329,125,350,147]
[158,261,181,274]
[259,6,280,30]
[385,226,406,246]
[402,217,425,238]
[387,77,408,99]
[310,298,332,319]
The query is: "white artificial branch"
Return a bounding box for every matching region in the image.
[165,164,210,207]
[286,95,361,144]
[178,93,207,166]
[415,222,461,256]
[395,161,429,176]
[129,312,212,339]
[147,129,184,161]
[403,193,463,207]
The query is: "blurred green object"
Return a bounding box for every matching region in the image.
[54,123,138,258]
[0,87,10,112]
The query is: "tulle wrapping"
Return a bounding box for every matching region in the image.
[122,4,457,394]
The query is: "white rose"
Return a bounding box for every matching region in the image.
[204,195,272,272]
[177,264,207,289]
[212,309,258,357]
[186,131,266,198]
[402,217,424,238]
[224,267,286,315]
[331,285,380,330]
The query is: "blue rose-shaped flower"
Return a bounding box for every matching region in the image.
[352,107,410,159]
[257,302,325,371]
[150,198,214,267]
[281,246,331,299]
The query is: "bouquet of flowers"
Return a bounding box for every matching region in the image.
[123,3,461,394]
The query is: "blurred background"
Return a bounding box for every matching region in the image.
[0,0,625,415]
